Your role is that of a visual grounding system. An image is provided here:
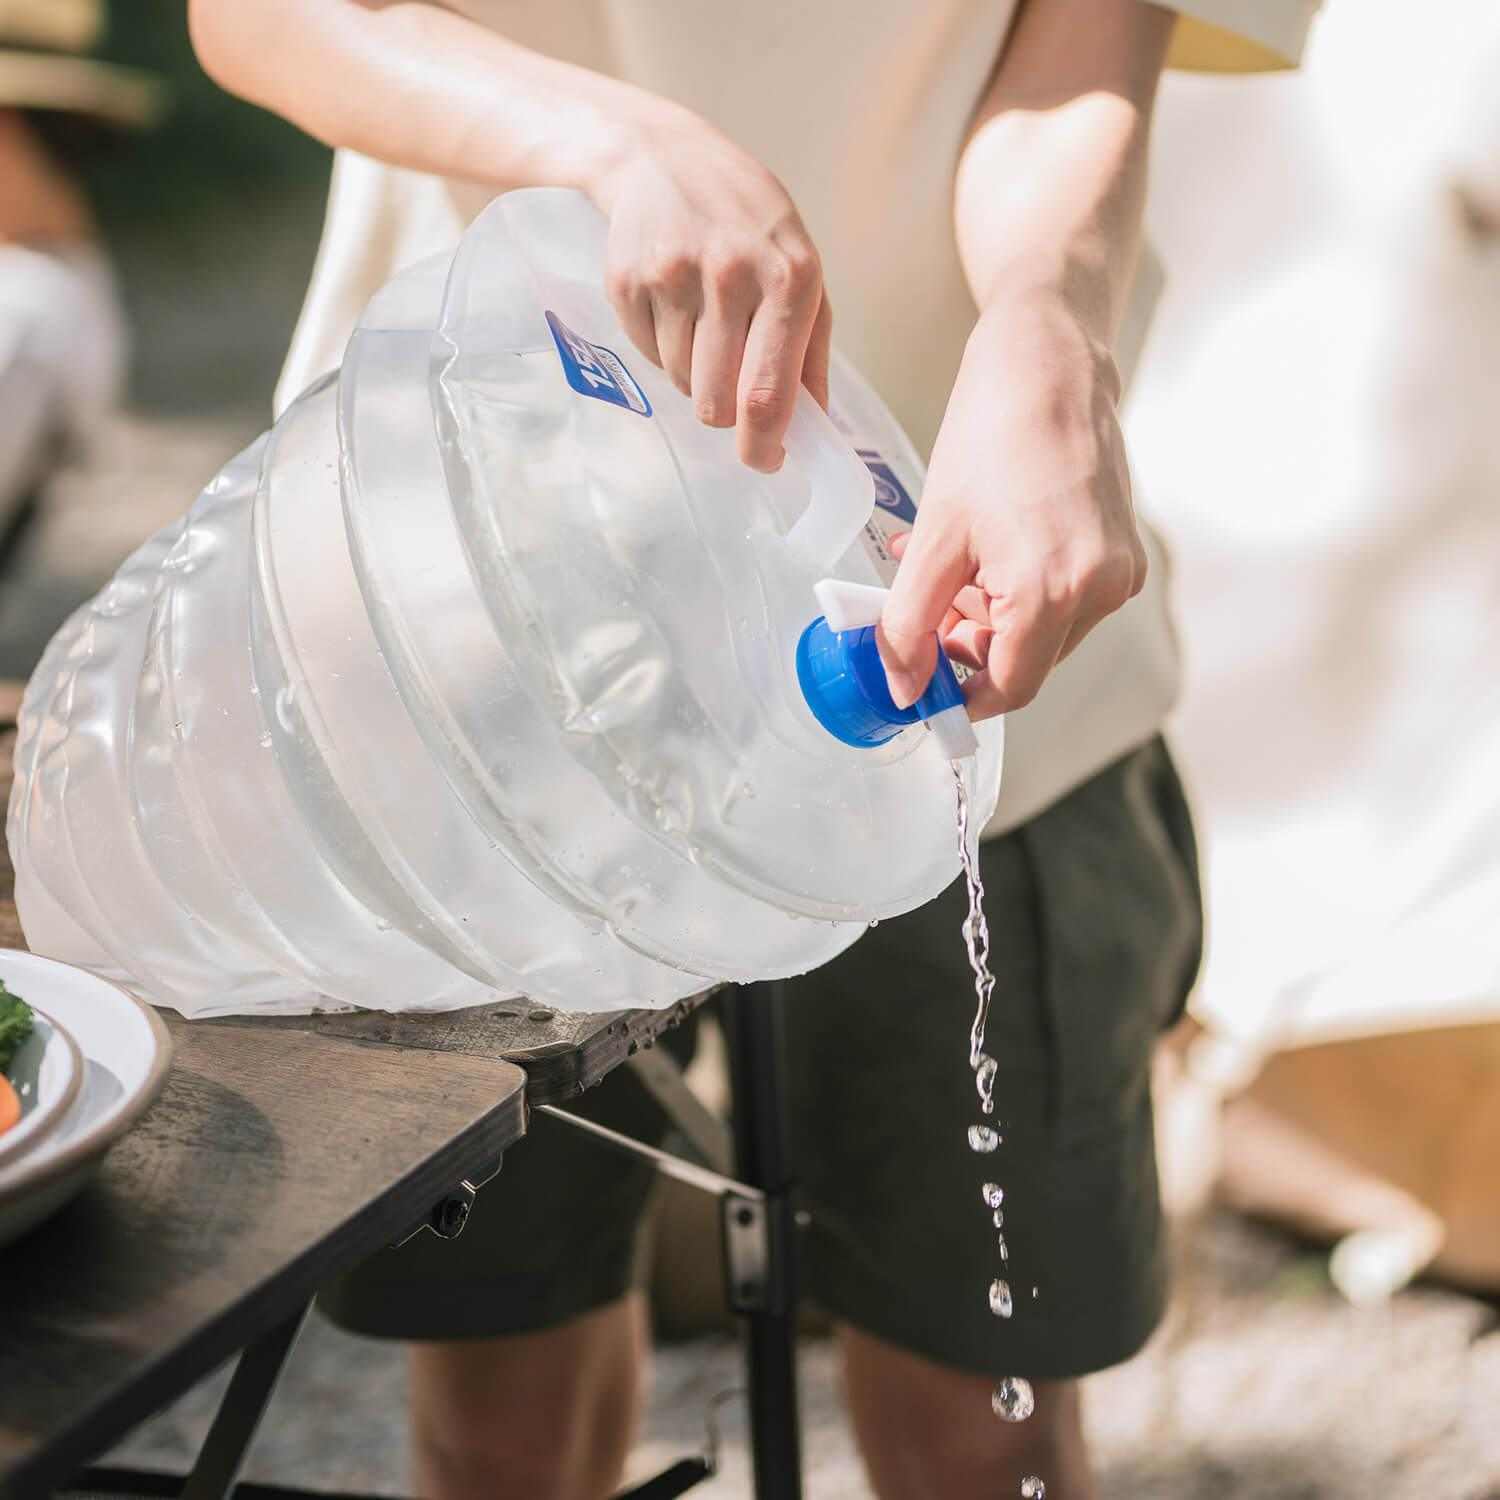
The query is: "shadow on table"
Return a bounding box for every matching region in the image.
[1,1069,280,1460]
[4,1066,280,1311]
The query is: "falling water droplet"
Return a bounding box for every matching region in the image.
[993,1209,1005,1229]
[1032,1285,1040,1299]
[998,1236,1010,1261]
[974,1053,998,1115]
[981,1183,1004,1210]
[1020,1478,1046,1498]
[968,1125,1000,1153]
[992,1376,1035,1423]
[988,1279,1013,1318]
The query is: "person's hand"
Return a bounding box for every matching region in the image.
[878,292,1147,720]
[587,102,830,472]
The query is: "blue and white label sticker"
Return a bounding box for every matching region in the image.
[858,449,917,525]
[546,310,652,417]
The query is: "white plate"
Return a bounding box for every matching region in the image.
[0,1004,83,1169]
[0,949,172,1247]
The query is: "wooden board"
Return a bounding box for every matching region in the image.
[218,994,708,1107]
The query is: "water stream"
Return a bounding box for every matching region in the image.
[954,763,1039,1478]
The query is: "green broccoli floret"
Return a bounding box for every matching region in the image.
[0,981,34,1075]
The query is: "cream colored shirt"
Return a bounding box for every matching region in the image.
[276,0,1315,834]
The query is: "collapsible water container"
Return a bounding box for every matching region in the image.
[7,189,1002,1017]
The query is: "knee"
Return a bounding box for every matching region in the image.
[839,1325,1089,1499]
[408,1298,646,1500]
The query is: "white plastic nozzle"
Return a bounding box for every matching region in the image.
[814,578,890,633]
[925,704,979,762]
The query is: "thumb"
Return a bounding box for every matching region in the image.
[878,511,972,708]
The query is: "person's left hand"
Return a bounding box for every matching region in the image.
[878,289,1148,720]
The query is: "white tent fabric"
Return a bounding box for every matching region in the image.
[1128,0,1500,1050]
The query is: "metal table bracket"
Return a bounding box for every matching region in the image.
[393,1152,506,1247]
[722,1192,770,1311]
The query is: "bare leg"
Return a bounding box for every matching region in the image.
[409,1292,648,1500]
[839,1323,1096,1500]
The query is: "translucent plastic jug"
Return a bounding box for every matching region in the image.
[7,189,1002,1017]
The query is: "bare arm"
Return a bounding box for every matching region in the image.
[956,0,1171,339]
[189,0,829,470]
[190,0,650,194]
[881,0,1174,718]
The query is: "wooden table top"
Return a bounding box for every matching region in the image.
[0,682,703,1498]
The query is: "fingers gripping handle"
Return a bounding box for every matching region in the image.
[782,389,876,571]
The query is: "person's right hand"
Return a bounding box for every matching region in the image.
[586,103,830,473]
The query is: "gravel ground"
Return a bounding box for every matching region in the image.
[100,1211,1500,1498]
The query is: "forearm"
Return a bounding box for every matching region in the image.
[954,0,1174,343]
[881,0,1170,712]
[188,0,670,195]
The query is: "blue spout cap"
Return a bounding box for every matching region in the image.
[796,616,971,752]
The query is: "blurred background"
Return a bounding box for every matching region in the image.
[4,0,1499,1494]
[0,0,325,674]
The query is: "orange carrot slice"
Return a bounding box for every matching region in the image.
[0,1074,19,1134]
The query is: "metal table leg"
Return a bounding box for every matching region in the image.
[723,981,803,1500]
[66,1301,311,1500]
[178,1304,311,1500]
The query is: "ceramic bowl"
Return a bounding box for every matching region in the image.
[0,949,172,1248]
[0,1004,83,1169]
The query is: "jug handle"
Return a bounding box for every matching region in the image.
[782,388,877,571]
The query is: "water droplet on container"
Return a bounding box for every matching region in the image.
[258,731,272,750]
[988,1279,1013,1318]
[981,1182,1004,1209]
[1020,1478,1046,1498]
[992,1376,1035,1423]
[968,1125,1000,1153]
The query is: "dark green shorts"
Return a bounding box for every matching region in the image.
[320,736,1201,1379]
